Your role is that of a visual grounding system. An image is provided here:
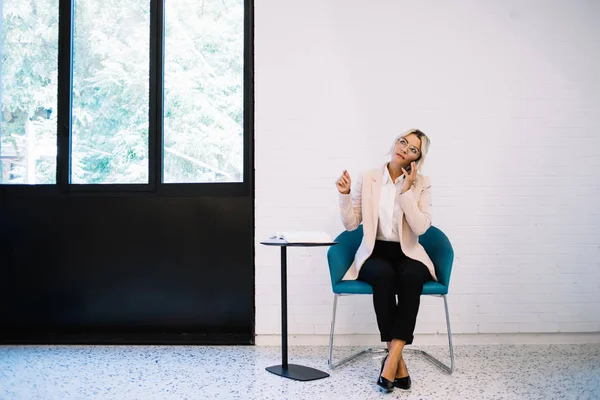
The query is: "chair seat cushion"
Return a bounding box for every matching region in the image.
[422,281,448,295]
[332,280,373,295]
[332,280,448,295]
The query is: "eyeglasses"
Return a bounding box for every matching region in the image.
[397,137,420,156]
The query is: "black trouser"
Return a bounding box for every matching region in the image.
[358,240,432,344]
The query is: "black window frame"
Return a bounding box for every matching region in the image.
[1,0,253,198]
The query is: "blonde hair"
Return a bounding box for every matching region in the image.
[387,128,431,172]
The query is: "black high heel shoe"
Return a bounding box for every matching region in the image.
[377,355,394,393]
[394,376,411,390]
[394,358,412,390]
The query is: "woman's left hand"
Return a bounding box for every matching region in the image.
[401,162,417,193]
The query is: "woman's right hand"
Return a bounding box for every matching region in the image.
[336,170,351,194]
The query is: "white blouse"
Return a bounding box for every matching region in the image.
[376,167,405,242]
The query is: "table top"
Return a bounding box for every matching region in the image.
[260,239,338,247]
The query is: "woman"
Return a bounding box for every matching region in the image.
[335,129,436,393]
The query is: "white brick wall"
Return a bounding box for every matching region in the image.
[255,0,600,339]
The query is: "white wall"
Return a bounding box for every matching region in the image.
[255,0,600,340]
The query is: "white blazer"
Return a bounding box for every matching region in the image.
[338,164,437,281]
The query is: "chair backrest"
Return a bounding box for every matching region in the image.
[327,225,454,288]
[419,226,454,288]
[327,226,364,286]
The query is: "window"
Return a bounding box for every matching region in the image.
[0,0,248,188]
[71,0,150,184]
[0,0,59,184]
[164,0,244,183]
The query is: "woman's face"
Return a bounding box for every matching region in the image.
[392,133,422,166]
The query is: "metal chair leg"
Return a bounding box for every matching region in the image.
[328,294,385,369]
[328,293,454,372]
[407,294,455,374]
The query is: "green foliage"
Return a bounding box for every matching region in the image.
[1,0,244,184]
[163,0,244,183]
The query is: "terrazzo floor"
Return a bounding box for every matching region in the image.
[1,344,599,399]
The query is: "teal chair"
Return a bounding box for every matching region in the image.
[327,225,455,374]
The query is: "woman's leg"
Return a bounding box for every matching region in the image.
[391,258,431,344]
[381,339,405,381]
[397,353,409,379]
[391,258,432,378]
[357,257,396,342]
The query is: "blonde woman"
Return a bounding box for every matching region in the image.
[335,129,436,393]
